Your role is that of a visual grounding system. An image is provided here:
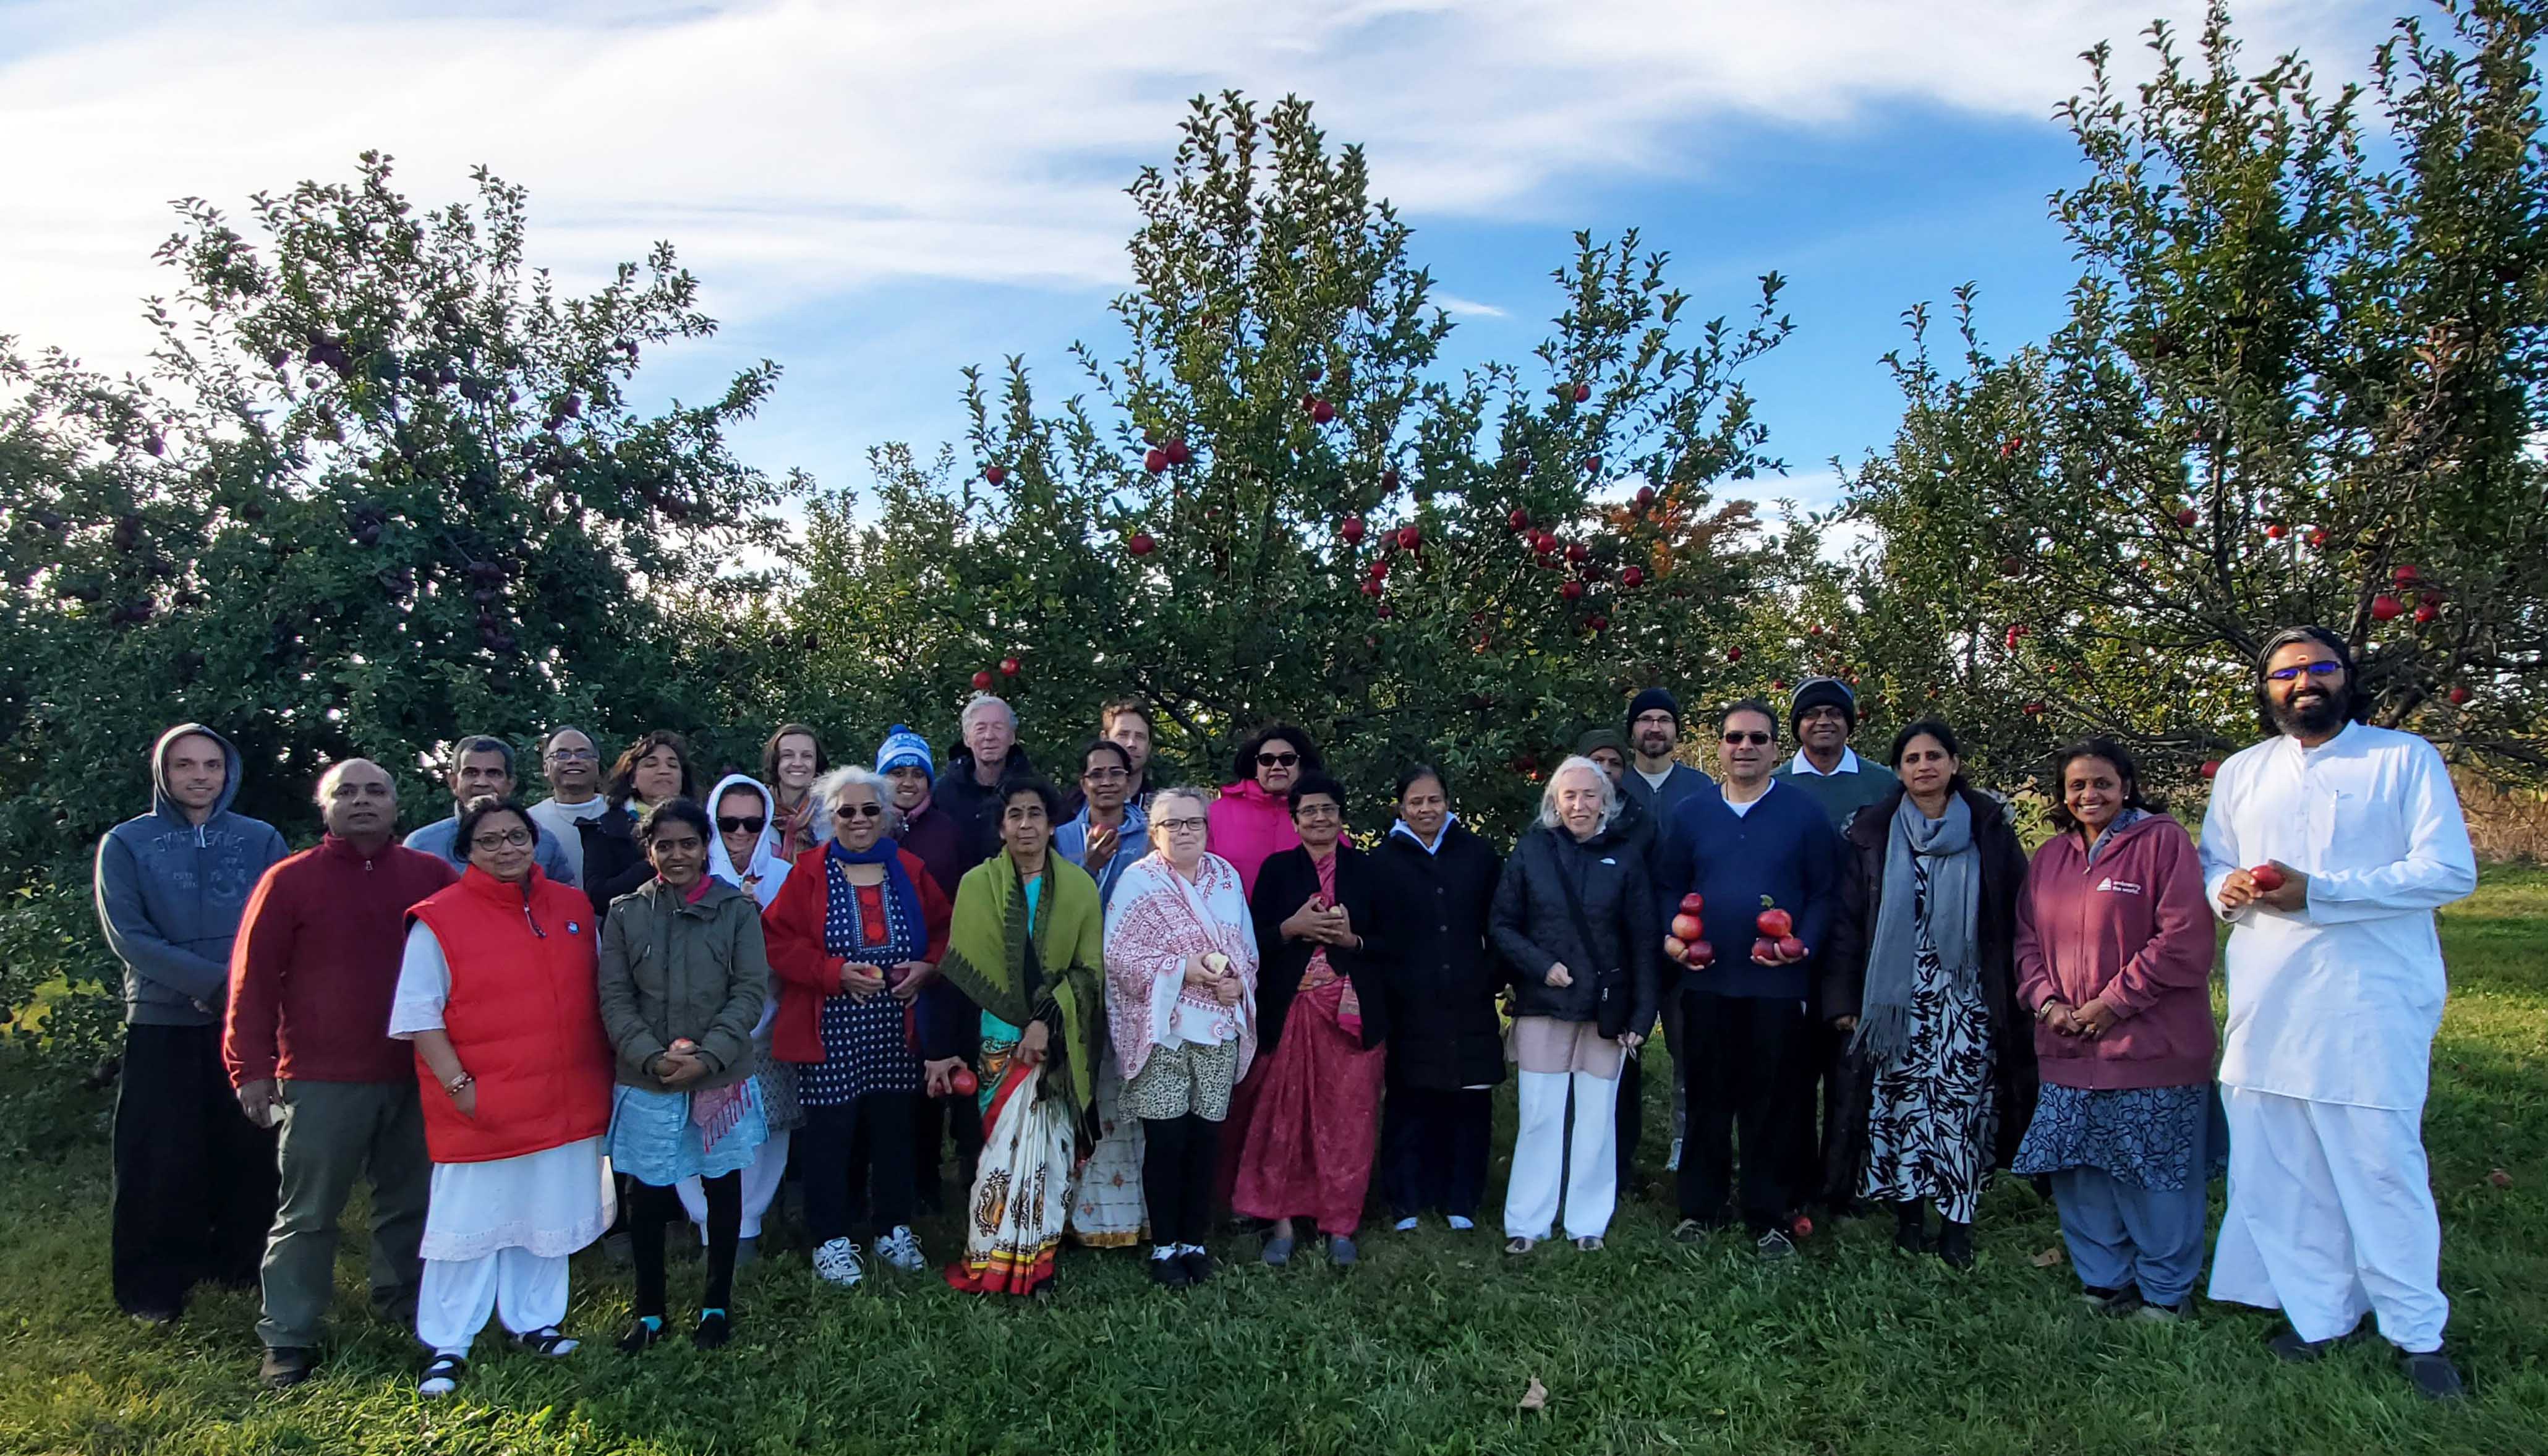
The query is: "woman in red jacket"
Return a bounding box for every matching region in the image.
[2011,739,2220,1320]
[391,798,615,1397]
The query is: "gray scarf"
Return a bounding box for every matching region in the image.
[1851,792,1980,1068]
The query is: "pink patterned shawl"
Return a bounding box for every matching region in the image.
[1102,850,1259,1086]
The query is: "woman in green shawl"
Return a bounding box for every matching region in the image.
[937,776,1107,1296]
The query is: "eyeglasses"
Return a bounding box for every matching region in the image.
[716,815,767,834]
[2265,661,2345,682]
[1082,767,1129,782]
[471,828,533,851]
[1256,751,1300,768]
[834,803,885,820]
[1155,817,1207,833]
[1721,731,1774,746]
[544,747,597,762]
[1294,803,1342,819]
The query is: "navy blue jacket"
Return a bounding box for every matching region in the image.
[1656,779,1842,1001]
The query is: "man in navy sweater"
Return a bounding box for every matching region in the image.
[1658,699,1842,1258]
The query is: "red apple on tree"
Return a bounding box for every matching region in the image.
[2307,527,2330,548]
[2265,524,2286,540]
[1144,448,1168,474]
[1128,531,1157,556]
[1560,581,1585,602]
[1573,382,1591,402]
[1635,485,1656,508]
[2414,601,2439,624]
[1621,566,1646,588]
[2175,507,2199,529]
[972,670,994,691]
[1586,614,1609,632]
[1360,579,1383,598]
[1164,438,1191,466]
[2394,564,2421,586]
[1564,541,1588,563]
[1309,398,1336,425]
[1000,657,1021,677]
[2371,594,2405,621]
[984,464,1007,486]
[1507,508,1531,532]
[1726,645,1743,662]
[1396,524,1421,550]
[2449,686,2472,705]
[1341,514,1367,545]
[1584,455,1601,474]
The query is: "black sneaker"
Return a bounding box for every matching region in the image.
[1178,1248,1216,1286]
[692,1311,733,1350]
[2077,1285,2138,1315]
[1892,1202,1928,1254]
[1936,1221,1975,1270]
[259,1345,316,1389]
[2268,1325,2337,1363]
[1755,1229,1797,1261]
[2400,1348,2465,1400]
[1148,1251,1192,1288]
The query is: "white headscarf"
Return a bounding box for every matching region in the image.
[704,773,791,908]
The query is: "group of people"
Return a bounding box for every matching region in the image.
[91,626,2479,1402]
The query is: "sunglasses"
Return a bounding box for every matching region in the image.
[716,815,767,834]
[1256,751,1301,768]
[1721,731,1774,746]
[833,803,885,820]
[2265,661,2345,682]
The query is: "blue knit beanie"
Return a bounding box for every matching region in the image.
[876,724,934,777]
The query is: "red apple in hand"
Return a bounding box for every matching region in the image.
[1685,939,1713,966]
[1756,905,1794,939]
[1663,934,1689,964]
[1776,935,1806,960]
[2249,864,2287,894]
[1680,893,1705,915]
[1752,937,1780,963]
[948,1065,979,1097]
[1670,911,1705,943]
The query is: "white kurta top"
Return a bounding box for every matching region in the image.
[2196,723,2476,1110]
[390,921,615,1261]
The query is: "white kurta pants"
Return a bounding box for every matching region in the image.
[1505,1070,1621,1240]
[2211,1087,2448,1351]
[679,1128,791,1241]
[417,1248,571,1355]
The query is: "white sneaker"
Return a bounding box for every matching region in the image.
[812,1237,864,1288]
[875,1225,926,1272]
[1447,1215,1476,1232]
[1665,1136,1684,1173]
[1392,1216,1420,1233]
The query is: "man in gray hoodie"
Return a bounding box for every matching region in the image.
[93,723,290,1322]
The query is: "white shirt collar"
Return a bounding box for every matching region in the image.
[1786,746,1860,777]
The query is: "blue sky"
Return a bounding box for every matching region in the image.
[0,1,2396,522]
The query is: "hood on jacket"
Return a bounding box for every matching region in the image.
[150,721,244,824]
[703,772,791,908]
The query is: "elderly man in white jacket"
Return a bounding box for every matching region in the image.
[2199,626,2477,1401]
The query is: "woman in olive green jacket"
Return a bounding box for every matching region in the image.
[596,799,771,1352]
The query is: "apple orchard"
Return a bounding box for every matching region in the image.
[5,10,2547,1063]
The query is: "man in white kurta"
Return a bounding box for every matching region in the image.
[2199,628,2476,1400]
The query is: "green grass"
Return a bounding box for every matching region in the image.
[2,871,2543,1455]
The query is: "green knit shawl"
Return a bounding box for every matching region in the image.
[937,850,1106,1122]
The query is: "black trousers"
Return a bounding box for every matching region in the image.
[1676,992,1812,1233]
[803,1093,916,1241]
[1139,1113,1221,1247]
[629,1173,739,1317]
[1382,1085,1490,1220]
[911,1091,982,1215]
[1613,1055,1645,1193]
[1804,1017,1867,1208]
[111,1023,279,1316]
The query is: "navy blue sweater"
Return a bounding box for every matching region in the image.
[1656,780,1842,1000]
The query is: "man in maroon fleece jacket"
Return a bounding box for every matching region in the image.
[223,760,454,1389]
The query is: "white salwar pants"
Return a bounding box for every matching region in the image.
[2211,1086,2448,1352]
[1504,1070,1621,1241]
[417,1247,571,1355]
[679,1128,791,1241]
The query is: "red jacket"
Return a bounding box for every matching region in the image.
[407,866,613,1164]
[765,846,951,1064]
[224,835,456,1086]
[2014,812,2218,1091]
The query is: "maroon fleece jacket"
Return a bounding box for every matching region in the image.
[224,834,456,1086]
[2013,812,2218,1091]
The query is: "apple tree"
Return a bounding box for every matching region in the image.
[1838,0,2548,786]
[784,93,1797,827]
[1,152,795,1063]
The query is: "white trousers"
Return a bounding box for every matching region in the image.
[2211,1086,2448,1351]
[416,1247,571,1356]
[678,1127,791,1240]
[1504,1070,1621,1240]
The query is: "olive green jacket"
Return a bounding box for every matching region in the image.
[597,877,770,1092]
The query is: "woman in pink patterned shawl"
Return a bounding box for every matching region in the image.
[1102,786,1258,1287]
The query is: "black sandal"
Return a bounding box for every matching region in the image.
[512,1326,579,1357]
[417,1354,466,1397]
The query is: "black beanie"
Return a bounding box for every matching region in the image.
[1789,676,1857,733]
[1627,687,1681,730]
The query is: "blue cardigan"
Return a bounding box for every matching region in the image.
[1656,780,1843,1000]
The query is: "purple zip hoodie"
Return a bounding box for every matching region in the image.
[2014,811,2218,1091]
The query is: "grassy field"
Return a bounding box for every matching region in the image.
[1,870,2541,1456]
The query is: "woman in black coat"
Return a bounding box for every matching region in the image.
[1487,756,1657,1254]
[579,731,703,919]
[1819,719,2035,1268]
[1374,765,1504,1232]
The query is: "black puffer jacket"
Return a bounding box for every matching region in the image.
[1489,819,1657,1035]
[1375,822,1506,1090]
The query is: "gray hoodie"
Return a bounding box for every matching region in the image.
[92,723,290,1026]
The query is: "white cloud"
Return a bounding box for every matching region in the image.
[1430,292,1509,319]
[0,0,2387,386]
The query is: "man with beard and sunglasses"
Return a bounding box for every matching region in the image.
[2199,627,2476,1400]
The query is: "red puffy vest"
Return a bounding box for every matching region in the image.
[408,866,613,1164]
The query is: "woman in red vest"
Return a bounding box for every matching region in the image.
[391,798,614,1397]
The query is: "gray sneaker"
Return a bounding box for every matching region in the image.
[1329,1235,1358,1267]
[875,1225,926,1272]
[812,1237,864,1288]
[1755,1229,1797,1261]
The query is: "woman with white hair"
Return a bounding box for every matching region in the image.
[762,766,953,1289]
[1102,786,1258,1286]
[1487,756,1658,1254]
[673,773,803,1263]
